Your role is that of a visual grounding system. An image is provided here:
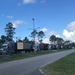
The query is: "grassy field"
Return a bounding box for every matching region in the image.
[42,52,75,75]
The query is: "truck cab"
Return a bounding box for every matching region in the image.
[0,41,15,54]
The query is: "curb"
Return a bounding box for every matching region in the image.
[39,68,47,75]
[38,58,58,75]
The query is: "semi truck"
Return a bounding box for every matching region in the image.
[39,43,49,51]
[16,42,34,52]
[0,41,15,54]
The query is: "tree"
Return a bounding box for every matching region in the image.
[1,35,6,43]
[37,31,45,43]
[5,22,15,41]
[71,42,75,48]
[23,37,29,43]
[18,39,23,42]
[31,30,37,38]
[30,29,37,42]
[50,35,56,44]
[64,40,71,45]
[0,38,2,48]
[56,37,64,44]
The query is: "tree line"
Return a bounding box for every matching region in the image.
[0,22,45,45]
[0,22,75,48]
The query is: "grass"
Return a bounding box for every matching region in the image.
[42,52,75,75]
[0,50,59,64]
[0,49,72,64]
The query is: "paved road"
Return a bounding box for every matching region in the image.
[0,49,75,75]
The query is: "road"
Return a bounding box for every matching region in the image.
[0,49,75,75]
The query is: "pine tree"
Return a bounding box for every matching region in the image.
[5,22,15,41]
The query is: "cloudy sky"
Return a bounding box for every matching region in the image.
[0,0,75,43]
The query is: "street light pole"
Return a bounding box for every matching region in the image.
[32,18,35,30]
[32,18,36,52]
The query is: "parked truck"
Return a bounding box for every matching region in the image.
[0,41,15,54]
[39,43,49,51]
[16,42,34,52]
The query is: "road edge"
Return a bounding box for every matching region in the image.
[39,49,75,75]
[39,68,47,75]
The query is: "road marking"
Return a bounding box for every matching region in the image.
[39,69,47,75]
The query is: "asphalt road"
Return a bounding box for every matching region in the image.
[0,49,75,75]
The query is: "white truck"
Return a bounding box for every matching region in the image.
[0,41,15,54]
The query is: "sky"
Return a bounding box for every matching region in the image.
[0,0,75,43]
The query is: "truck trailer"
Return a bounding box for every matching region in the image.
[17,42,34,52]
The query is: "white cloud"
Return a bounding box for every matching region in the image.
[48,31,61,38]
[23,0,37,4]
[56,35,61,38]
[20,0,45,5]
[48,31,56,36]
[11,20,25,28]
[6,16,13,19]
[62,21,75,42]
[35,37,39,43]
[63,29,75,42]
[67,21,75,31]
[49,31,60,37]
[43,38,50,44]
[1,15,13,19]
[40,28,48,32]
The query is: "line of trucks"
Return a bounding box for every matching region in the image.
[0,41,73,54]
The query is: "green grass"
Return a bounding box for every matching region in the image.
[0,49,72,64]
[0,50,59,64]
[42,52,75,75]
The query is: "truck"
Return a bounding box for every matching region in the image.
[0,41,15,54]
[17,42,34,52]
[39,43,49,51]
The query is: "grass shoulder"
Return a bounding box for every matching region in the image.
[42,52,75,75]
[0,49,72,64]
